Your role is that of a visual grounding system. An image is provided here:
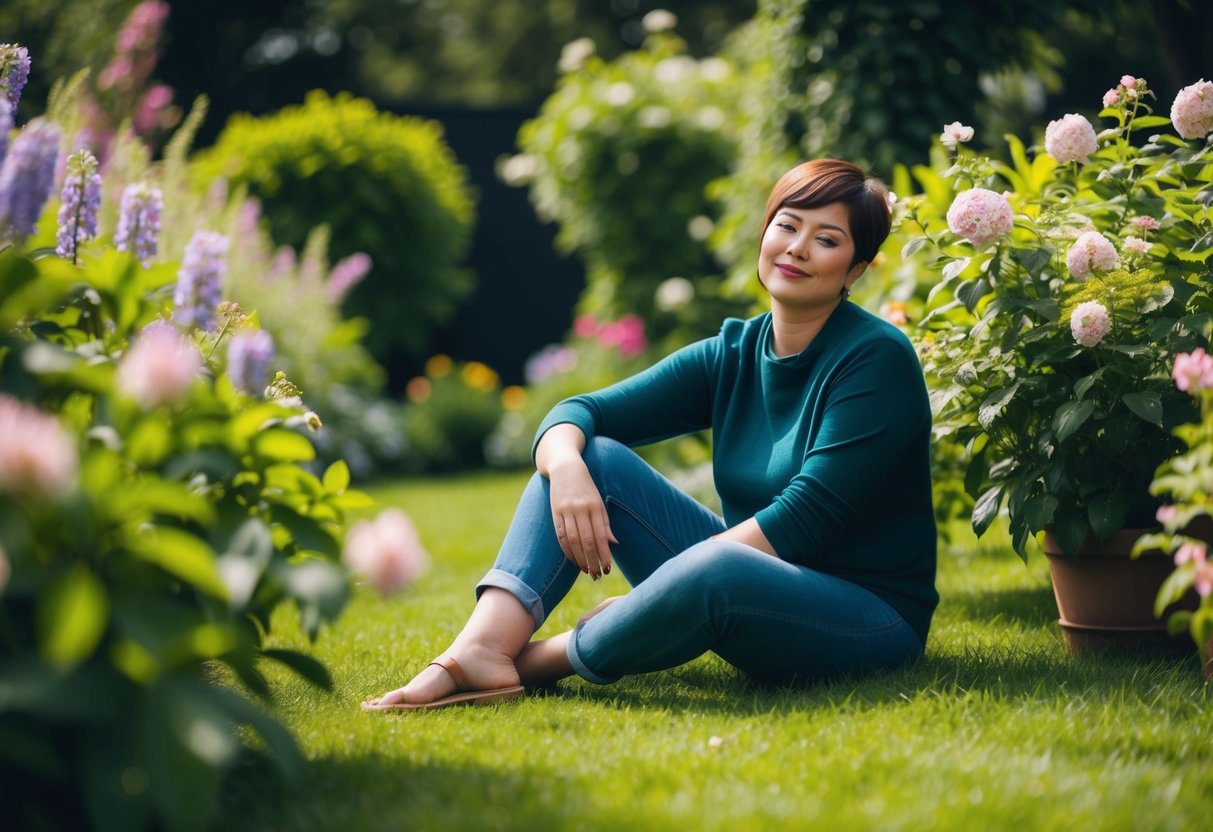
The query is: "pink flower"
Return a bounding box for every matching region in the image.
[1156,505,1179,527]
[573,314,599,340]
[1102,89,1120,108]
[946,188,1014,247]
[1044,114,1099,164]
[342,508,429,596]
[1195,562,1213,598]
[1066,231,1118,278]
[116,323,203,408]
[0,395,78,497]
[1070,301,1111,347]
[1170,79,1213,140]
[1122,236,1150,254]
[598,315,648,358]
[1172,348,1213,393]
[1131,216,1159,230]
[325,252,372,303]
[939,121,974,150]
[1119,75,1138,91]
[1174,541,1207,566]
[0,541,8,593]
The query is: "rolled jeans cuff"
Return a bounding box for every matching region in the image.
[476,568,544,631]
[566,621,619,685]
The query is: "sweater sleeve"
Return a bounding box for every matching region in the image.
[754,335,931,562]
[531,335,719,461]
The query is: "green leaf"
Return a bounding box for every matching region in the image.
[1128,115,1172,129]
[956,277,989,313]
[1122,391,1162,425]
[1053,507,1090,559]
[901,236,928,259]
[1191,606,1213,650]
[322,459,350,494]
[261,648,333,691]
[972,486,1004,537]
[1073,367,1107,400]
[38,564,110,669]
[941,257,971,281]
[270,504,340,558]
[978,383,1021,430]
[1166,609,1192,637]
[216,518,275,609]
[1022,494,1059,533]
[251,428,316,463]
[1053,400,1095,443]
[1155,570,1194,618]
[1087,490,1132,540]
[125,526,228,599]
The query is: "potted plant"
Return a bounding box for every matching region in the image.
[905,76,1213,651]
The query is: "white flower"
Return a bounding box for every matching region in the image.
[655,277,694,311]
[940,121,974,150]
[558,38,596,73]
[641,9,677,33]
[1044,114,1099,164]
[1070,301,1111,347]
[605,82,635,107]
[1170,79,1213,140]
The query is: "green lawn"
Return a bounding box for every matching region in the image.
[213,471,1212,831]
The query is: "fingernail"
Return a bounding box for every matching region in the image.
[582,567,589,574]
[604,565,611,575]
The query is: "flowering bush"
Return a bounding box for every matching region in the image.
[400,355,506,473]
[0,49,424,831]
[1138,349,1213,654]
[908,76,1212,557]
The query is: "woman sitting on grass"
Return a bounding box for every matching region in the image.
[364,158,938,710]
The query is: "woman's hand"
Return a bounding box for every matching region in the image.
[536,424,618,579]
[547,457,618,579]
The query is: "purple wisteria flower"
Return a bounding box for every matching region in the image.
[172,231,228,331]
[0,44,31,115]
[0,105,11,169]
[114,182,163,267]
[55,150,102,262]
[226,329,275,394]
[0,118,61,239]
[326,252,372,303]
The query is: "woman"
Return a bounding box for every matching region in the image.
[363,159,937,710]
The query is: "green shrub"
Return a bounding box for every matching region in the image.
[401,355,505,473]
[510,28,748,347]
[190,91,476,369]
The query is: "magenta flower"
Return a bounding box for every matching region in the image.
[1070,301,1111,347]
[227,330,275,395]
[326,252,373,303]
[0,118,61,238]
[116,324,203,409]
[0,394,77,497]
[598,314,648,358]
[946,188,1014,247]
[0,44,30,115]
[1044,114,1098,164]
[173,231,228,331]
[342,508,429,596]
[1066,231,1118,278]
[1170,79,1213,140]
[1172,348,1213,393]
[114,182,163,267]
[55,150,102,262]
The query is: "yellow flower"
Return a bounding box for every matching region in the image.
[425,354,452,378]
[501,385,527,411]
[461,361,499,392]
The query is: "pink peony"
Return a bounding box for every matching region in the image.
[1066,231,1118,278]
[1102,88,1120,108]
[116,323,203,409]
[939,121,974,150]
[1044,114,1098,164]
[342,508,429,596]
[1120,75,1139,92]
[1170,79,1213,140]
[0,395,78,497]
[1122,236,1150,254]
[946,188,1014,247]
[1131,216,1159,230]
[1172,348,1213,393]
[1070,301,1111,347]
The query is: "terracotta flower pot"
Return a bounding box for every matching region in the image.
[1042,527,1199,656]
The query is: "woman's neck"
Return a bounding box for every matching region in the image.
[769,299,841,357]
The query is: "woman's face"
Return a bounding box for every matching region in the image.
[758,202,866,312]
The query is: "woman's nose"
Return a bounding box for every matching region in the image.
[786,234,809,259]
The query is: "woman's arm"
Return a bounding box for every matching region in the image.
[535,423,617,579]
[712,517,777,556]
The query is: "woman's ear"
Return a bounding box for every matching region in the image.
[847,260,869,286]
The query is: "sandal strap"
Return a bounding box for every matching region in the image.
[428,656,469,692]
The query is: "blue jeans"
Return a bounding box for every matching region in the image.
[477,438,923,685]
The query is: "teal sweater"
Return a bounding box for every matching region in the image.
[534,304,939,644]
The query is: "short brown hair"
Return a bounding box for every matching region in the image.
[762,159,892,267]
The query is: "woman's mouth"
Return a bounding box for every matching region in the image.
[776,263,809,278]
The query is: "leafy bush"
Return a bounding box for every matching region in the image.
[401,355,505,473]
[190,90,476,369]
[509,25,749,347]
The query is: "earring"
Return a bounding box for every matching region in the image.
[840,286,851,300]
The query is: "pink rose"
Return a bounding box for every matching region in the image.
[1122,236,1150,254]
[1120,75,1138,91]
[0,395,78,497]
[1066,231,1118,278]
[1070,301,1111,347]
[116,323,203,409]
[1102,88,1120,108]
[945,188,1014,247]
[1170,79,1213,140]
[342,508,429,596]
[1044,114,1099,164]
[1172,348,1213,393]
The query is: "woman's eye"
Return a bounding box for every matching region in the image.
[777,222,796,232]
[817,236,838,247]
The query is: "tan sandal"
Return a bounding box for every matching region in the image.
[360,655,525,711]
